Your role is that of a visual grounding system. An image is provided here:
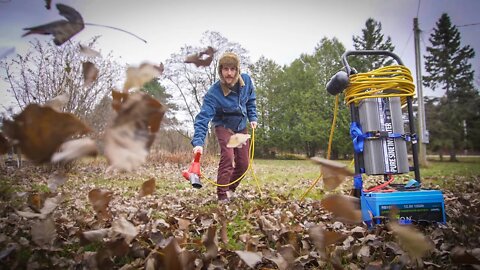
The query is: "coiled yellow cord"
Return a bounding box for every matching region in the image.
[344,65,415,105]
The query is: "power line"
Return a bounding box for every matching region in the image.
[457,22,480,27]
[416,0,422,18]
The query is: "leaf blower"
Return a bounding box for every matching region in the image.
[182,152,202,189]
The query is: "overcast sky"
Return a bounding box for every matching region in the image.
[1,0,479,110]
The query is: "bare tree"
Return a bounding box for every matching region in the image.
[1,37,123,121]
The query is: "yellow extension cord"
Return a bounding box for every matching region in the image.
[201,128,263,196]
[299,65,415,200]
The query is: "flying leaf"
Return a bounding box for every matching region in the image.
[320,194,362,223]
[51,137,97,163]
[22,4,84,46]
[111,217,138,244]
[220,218,228,244]
[88,188,112,219]
[44,93,69,112]
[388,222,433,260]
[227,133,251,148]
[202,225,218,260]
[235,251,263,268]
[309,225,347,255]
[311,157,354,191]
[31,217,57,246]
[184,46,216,67]
[79,44,101,58]
[44,0,52,9]
[2,104,90,164]
[123,62,163,92]
[80,228,111,244]
[16,194,62,219]
[111,90,128,112]
[82,61,99,87]
[104,92,166,172]
[138,178,156,197]
[163,238,183,270]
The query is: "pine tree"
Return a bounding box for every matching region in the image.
[352,18,396,73]
[423,13,478,161]
[423,13,475,93]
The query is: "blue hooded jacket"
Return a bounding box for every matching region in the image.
[191,73,257,147]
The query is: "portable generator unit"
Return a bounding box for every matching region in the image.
[326,50,446,226]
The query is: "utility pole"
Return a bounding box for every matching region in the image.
[413,18,428,167]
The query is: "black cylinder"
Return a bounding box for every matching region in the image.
[326,71,349,95]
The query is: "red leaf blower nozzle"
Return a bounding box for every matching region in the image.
[182,152,202,189]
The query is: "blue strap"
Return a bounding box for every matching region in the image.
[350,122,365,153]
[405,179,419,188]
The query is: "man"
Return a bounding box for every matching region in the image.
[191,52,258,203]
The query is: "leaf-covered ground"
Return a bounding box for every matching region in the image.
[0,158,479,269]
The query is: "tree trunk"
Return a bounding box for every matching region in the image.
[449,151,458,162]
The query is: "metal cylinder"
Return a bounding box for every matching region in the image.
[359,97,409,175]
[189,174,202,189]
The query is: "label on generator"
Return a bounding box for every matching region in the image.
[378,98,398,173]
[379,202,445,223]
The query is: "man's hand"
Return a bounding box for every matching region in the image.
[193,146,203,154]
[250,121,258,129]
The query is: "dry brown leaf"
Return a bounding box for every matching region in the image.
[235,251,263,268]
[111,90,128,112]
[79,44,101,58]
[104,92,166,172]
[138,178,156,197]
[123,62,163,91]
[111,217,138,244]
[451,246,480,265]
[320,194,362,223]
[220,218,228,244]
[44,0,52,9]
[2,104,90,164]
[175,217,191,231]
[16,194,62,219]
[309,225,347,258]
[202,225,218,260]
[31,217,57,246]
[44,93,69,112]
[27,192,44,213]
[51,137,97,163]
[163,238,183,270]
[82,61,99,86]
[88,188,112,219]
[311,157,354,191]
[22,4,84,46]
[227,133,251,148]
[80,228,111,244]
[184,46,216,67]
[388,222,433,259]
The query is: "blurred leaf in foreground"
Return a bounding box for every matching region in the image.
[2,104,90,164]
[22,4,84,46]
[104,92,166,172]
[311,157,354,191]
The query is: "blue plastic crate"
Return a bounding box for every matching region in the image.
[361,189,446,225]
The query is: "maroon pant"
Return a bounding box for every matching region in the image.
[215,126,250,200]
